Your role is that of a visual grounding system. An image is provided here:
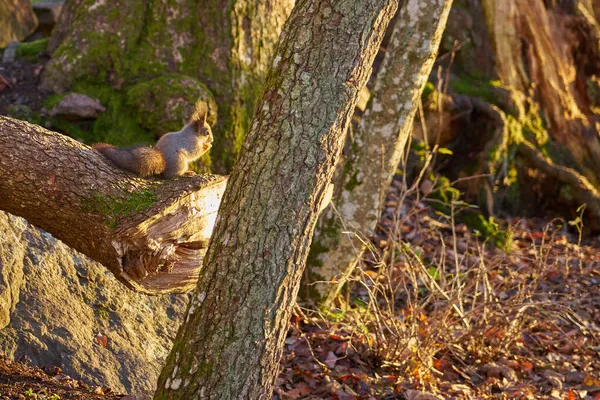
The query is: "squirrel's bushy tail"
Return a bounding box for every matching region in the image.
[93,143,166,177]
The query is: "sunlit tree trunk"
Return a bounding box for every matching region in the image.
[154,0,399,398]
[482,0,600,185]
[306,0,453,302]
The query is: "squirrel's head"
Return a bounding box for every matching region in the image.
[190,101,213,144]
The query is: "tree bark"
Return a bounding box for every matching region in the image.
[154,0,399,398]
[0,116,227,294]
[0,0,38,47]
[305,0,453,302]
[482,0,600,185]
[41,0,293,173]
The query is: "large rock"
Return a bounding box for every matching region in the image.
[0,211,187,397]
[0,0,39,48]
[126,74,217,136]
[50,93,106,120]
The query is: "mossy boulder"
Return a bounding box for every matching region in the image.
[126,74,217,136]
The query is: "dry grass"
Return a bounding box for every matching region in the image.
[304,171,599,397]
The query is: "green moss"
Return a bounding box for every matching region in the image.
[421,82,436,103]
[304,217,344,300]
[16,39,48,58]
[125,74,216,136]
[341,142,363,191]
[6,105,43,125]
[68,83,153,146]
[44,93,68,110]
[197,361,213,378]
[82,189,156,229]
[449,75,503,105]
[43,0,270,174]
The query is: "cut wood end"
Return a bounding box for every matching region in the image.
[111,176,228,294]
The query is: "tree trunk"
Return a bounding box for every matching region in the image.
[41,0,293,173]
[305,0,453,302]
[0,0,38,47]
[0,116,227,294]
[154,0,399,398]
[482,0,600,185]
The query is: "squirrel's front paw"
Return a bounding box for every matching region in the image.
[183,170,197,176]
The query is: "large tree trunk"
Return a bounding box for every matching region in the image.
[0,116,227,294]
[406,0,600,231]
[0,0,38,47]
[482,0,600,184]
[41,0,293,173]
[154,0,399,398]
[305,0,453,302]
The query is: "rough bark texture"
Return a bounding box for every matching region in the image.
[0,116,227,294]
[482,0,600,185]
[306,0,453,301]
[0,0,38,47]
[154,0,399,398]
[41,0,293,173]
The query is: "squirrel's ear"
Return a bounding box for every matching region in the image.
[191,101,208,126]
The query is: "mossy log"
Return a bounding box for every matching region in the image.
[0,116,227,294]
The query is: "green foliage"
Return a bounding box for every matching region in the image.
[421,82,436,103]
[428,175,512,249]
[449,75,503,105]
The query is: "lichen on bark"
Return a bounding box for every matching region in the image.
[154,1,399,398]
[306,0,454,302]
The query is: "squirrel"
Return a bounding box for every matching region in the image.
[93,101,213,178]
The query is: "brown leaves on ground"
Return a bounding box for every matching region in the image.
[0,356,124,399]
[277,177,600,399]
[0,177,598,399]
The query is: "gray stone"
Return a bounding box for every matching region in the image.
[50,93,106,120]
[32,1,63,27]
[0,211,187,397]
[2,41,18,63]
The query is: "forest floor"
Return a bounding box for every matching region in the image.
[274,177,600,400]
[1,55,599,399]
[0,177,598,399]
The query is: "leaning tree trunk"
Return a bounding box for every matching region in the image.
[482,0,600,185]
[305,0,453,302]
[154,0,399,398]
[41,0,293,173]
[0,116,227,294]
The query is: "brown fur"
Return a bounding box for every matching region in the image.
[93,143,166,177]
[92,100,212,178]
